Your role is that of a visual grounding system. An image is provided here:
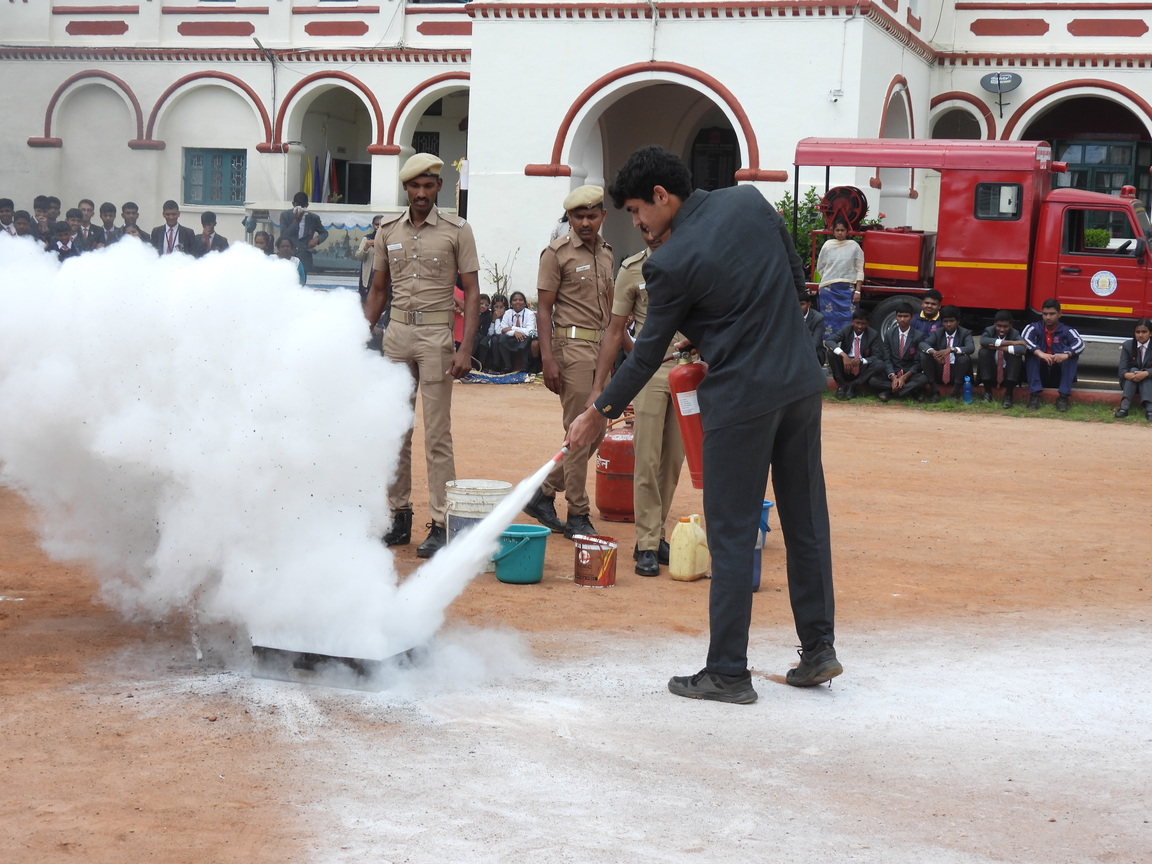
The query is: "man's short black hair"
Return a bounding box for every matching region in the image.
[122,201,138,211]
[608,145,692,208]
[33,195,49,210]
[852,309,870,322]
[1041,298,1061,312]
[13,210,30,222]
[994,310,1013,323]
[292,192,309,207]
[0,198,12,209]
[65,208,83,220]
[162,199,179,211]
[939,304,961,321]
[895,301,916,316]
[923,289,943,303]
[79,198,94,209]
[46,196,60,208]
[99,201,116,215]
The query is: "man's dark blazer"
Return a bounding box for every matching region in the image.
[278,209,329,260]
[803,308,826,365]
[594,185,827,430]
[75,225,104,251]
[192,233,230,258]
[150,224,197,255]
[824,322,881,363]
[879,325,923,377]
[919,325,975,358]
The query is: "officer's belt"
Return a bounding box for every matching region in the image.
[393,309,453,326]
[557,325,602,343]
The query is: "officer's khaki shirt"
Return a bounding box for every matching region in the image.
[614,247,682,353]
[373,207,479,311]
[537,232,613,329]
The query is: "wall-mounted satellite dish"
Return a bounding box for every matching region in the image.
[980,72,1022,93]
[979,72,1022,119]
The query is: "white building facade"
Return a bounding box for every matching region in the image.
[2,1,1150,291]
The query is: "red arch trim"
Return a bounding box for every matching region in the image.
[524,61,768,179]
[30,70,144,148]
[872,75,917,195]
[145,71,272,145]
[930,90,997,140]
[383,71,471,152]
[1002,78,1152,140]
[274,70,385,151]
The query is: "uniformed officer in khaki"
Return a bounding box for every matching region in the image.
[365,153,480,558]
[523,185,614,539]
[592,228,684,576]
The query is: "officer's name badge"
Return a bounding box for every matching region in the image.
[576,264,591,272]
[639,283,646,291]
[387,243,403,251]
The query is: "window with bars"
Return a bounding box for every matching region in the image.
[183,149,247,206]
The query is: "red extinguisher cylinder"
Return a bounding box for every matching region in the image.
[668,355,707,490]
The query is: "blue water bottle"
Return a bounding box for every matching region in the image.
[962,376,973,404]
[751,500,772,593]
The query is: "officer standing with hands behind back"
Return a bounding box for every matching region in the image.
[365,153,480,558]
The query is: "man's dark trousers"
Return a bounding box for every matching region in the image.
[703,391,834,676]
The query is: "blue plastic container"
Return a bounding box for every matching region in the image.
[493,524,551,584]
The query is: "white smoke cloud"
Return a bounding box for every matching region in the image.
[0,236,423,661]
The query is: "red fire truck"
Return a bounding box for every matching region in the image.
[793,138,1152,339]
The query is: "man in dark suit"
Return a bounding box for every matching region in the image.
[150,200,196,256]
[97,202,120,246]
[976,310,1028,408]
[875,302,930,402]
[279,192,329,275]
[825,309,883,399]
[569,145,839,703]
[192,211,229,257]
[799,291,826,367]
[919,304,975,401]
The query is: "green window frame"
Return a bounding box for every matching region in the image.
[184,148,246,207]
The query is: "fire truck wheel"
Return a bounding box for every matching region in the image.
[871,294,924,337]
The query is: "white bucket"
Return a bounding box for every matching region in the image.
[445,479,513,572]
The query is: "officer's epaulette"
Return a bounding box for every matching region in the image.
[436,209,468,228]
[547,233,574,252]
[378,211,405,226]
[621,249,646,269]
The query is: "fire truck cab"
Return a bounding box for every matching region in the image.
[794,138,1152,338]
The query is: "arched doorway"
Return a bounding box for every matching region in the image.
[931,108,981,140]
[877,84,914,226]
[396,87,470,211]
[580,83,739,259]
[284,84,375,205]
[1021,96,1152,202]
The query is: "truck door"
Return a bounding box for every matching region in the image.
[1052,206,1150,321]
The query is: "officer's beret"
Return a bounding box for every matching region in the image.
[400,153,444,183]
[563,185,604,211]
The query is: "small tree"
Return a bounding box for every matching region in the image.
[482,248,519,301]
[775,187,825,275]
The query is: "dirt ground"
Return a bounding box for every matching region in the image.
[1,382,1149,863]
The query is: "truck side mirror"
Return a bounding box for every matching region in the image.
[1136,237,1147,262]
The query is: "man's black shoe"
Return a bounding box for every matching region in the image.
[834,386,847,400]
[563,513,596,540]
[981,391,993,404]
[1027,392,1042,410]
[668,669,757,704]
[382,508,413,546]
[877,390,891,403]
[415,523,446,558]
[1002,394,1015,409]
[635,549,659,577]
[1055,394,1070,412]
[658,539,670,565]
[1115,398,1130,418]
[844,384,857,400]
[523,490,564,533]
[1145,405,1152,422]
[785,641,843,687]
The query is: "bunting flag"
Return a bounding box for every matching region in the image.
[301,155,313,201]
[321,151,332,204]
[312,156,322,203]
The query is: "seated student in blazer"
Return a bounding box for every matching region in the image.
[1115,318,1152,420]
[919,304,975,401]
[799,292,826,367]
[875,302,930,402]
[824,308,882,400]
[977,310,1028,408]
[150,200,196,256]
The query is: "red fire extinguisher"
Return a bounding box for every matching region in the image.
[668,353,707,490]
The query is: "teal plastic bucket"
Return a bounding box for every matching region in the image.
[493,524,551,584]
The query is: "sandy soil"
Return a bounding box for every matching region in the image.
[1,382,1149,863]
